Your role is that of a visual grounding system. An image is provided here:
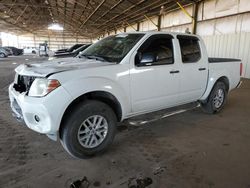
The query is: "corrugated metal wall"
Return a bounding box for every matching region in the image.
[203,32,250,78]
[161,0,250,78]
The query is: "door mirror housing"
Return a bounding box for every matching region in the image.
[135,52,156,66]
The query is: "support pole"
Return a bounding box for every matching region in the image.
[33,34,36,48]
[192,3,198,34]
[136,22,140,31]
[176,1,198,34]
[157,15,162,31]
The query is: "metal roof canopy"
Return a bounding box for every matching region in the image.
[0,0,200,38]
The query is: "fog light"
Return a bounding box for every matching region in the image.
[34,115,40,122]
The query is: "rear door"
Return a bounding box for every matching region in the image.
[177,35,208,103]
[130,34,180,113]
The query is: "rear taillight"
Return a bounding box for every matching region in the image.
[240,63,243,77]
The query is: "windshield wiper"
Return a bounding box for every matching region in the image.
[79,54,117,63]
[79,54,106,62]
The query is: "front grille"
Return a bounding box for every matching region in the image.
[13,75,36,93]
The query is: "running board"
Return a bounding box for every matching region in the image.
[126,102,200,126]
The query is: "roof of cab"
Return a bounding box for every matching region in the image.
[116,31,200,38]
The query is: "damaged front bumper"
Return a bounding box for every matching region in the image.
[11,98,25,123]
[8,83,72,141]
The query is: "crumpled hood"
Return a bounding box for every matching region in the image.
[15,57,112,77]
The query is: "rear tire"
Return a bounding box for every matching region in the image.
[60,100,117,159]
[201,81,227,114]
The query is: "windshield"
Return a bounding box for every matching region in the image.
[79,33,144,63]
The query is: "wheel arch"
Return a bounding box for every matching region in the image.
[200,75,230,102]
[216,76,229,92]
[59,90,122,137]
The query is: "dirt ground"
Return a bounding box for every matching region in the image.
[0,56,250,188]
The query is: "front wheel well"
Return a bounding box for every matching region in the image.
[59,91,122,137]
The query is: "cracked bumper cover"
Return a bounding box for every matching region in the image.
[9,83,72,138]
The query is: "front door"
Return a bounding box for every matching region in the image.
[130,34,180,114]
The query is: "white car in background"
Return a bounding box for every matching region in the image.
[23,47,38,54]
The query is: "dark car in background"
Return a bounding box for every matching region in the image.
[4,46,23,55]
[4,46,23,56]
[0,47,8,58]
[53,44,91,59]
[55,44,85,55]
[2,47,13,56]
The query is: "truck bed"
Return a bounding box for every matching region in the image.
[208,57,241,92]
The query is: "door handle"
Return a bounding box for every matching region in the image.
[198,68,206,71]
[170,70,180,74]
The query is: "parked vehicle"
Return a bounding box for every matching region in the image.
[3,47,13,56]
[38,43,49,57]
[54,44,85,55]
[9,32,242,158]
[51,44,91,59]
[23,47,38,54]
[4,46,23,55]
[0,47,8,58]
[55,48,68,53]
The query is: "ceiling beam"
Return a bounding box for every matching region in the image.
[0,2,91,10]
[0,17,33,33]
[77,0,106,32]
[96,1,194,36]
[92,0,124,24]
[14,5,28,24]
[104,0,172,29]
[96,0,146,29]
[6,0,16,14]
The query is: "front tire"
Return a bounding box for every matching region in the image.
[201,81,227,114]
[60,100,117,159]
[0,53,6,58]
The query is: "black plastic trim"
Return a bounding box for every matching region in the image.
[208,57,241,63]
[198,68,206,71]
[169,70,180,74]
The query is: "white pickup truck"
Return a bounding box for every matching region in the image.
[9,32,242,158]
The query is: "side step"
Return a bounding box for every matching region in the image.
[126,102,199,126]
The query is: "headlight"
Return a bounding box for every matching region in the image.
[28,78,61,97]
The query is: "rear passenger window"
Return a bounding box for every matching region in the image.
[177,36,201,63]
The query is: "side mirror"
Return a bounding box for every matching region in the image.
[135,52,156,66]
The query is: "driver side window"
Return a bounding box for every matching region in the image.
[136,35,174,66]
